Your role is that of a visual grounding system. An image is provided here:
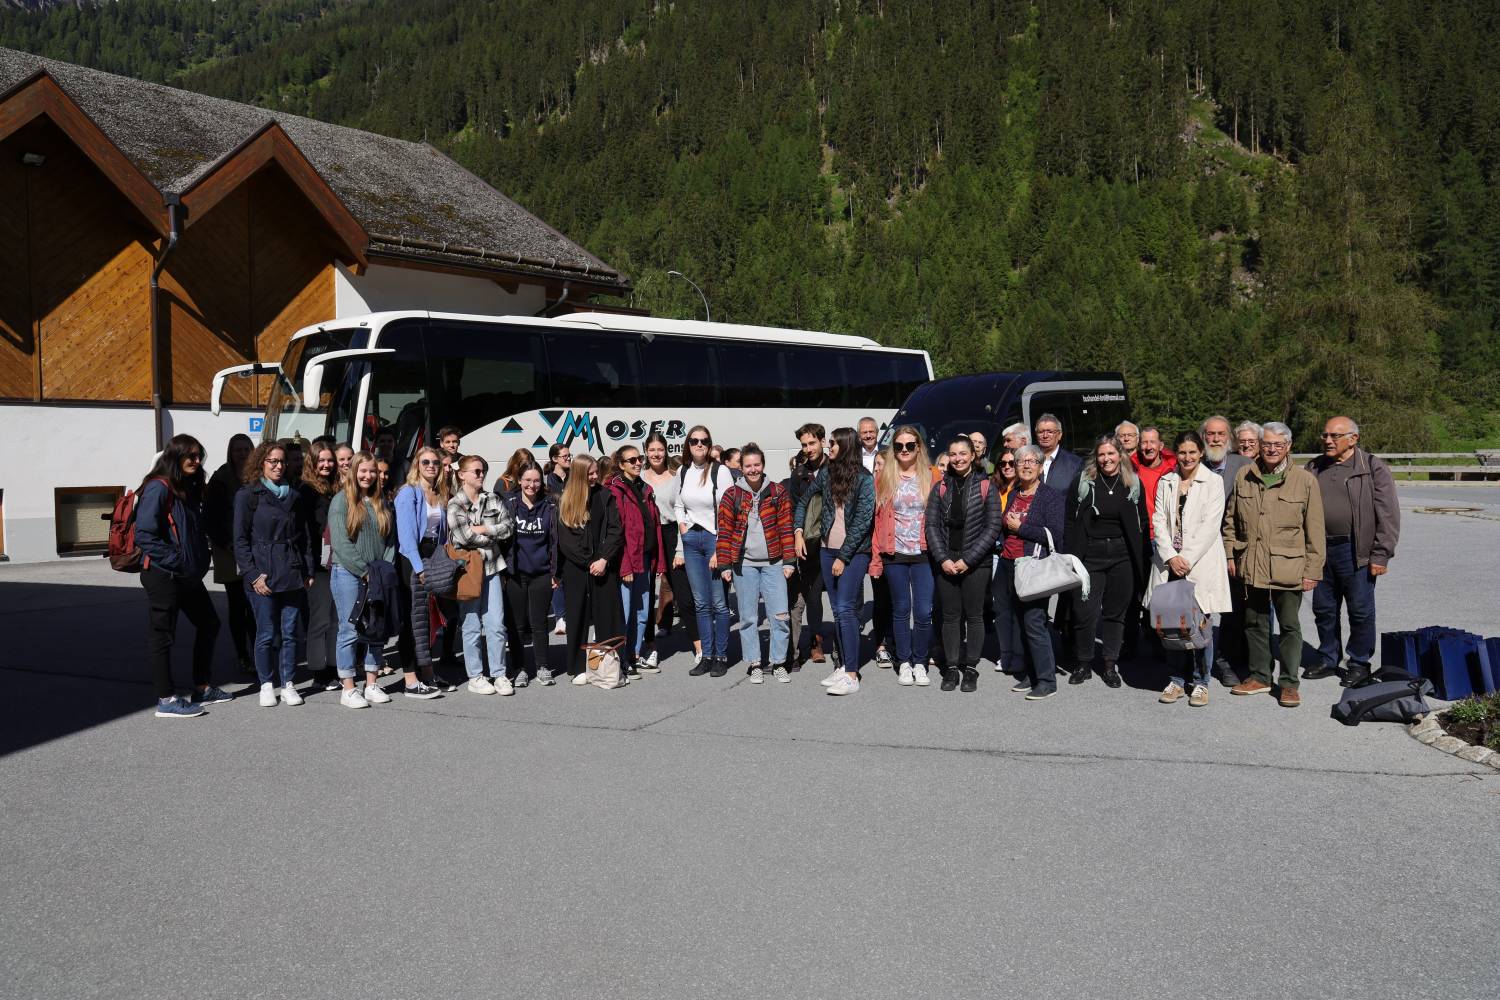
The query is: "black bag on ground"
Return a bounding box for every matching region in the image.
[1330,674,1434,726]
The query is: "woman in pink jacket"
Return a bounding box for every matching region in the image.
[869,426,935,688]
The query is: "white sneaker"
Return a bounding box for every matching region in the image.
[494,676,515,696]
[258,682,277,707]
[363,682,392,704]
[571,671,590,686]
[339,688,369,710]
[897,662,915,686]
[281,684,304,706]
[552,618,567,636]
[467,676,497,695]
[749,665,765,684]
[773,665,791,683]
[913,664,931,687]
[536,669,557,686]
[826,672,859,696]
[819,664,845,687]
[640,650,660,673]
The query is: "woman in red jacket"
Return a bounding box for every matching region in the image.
[606,444,666,680]
[716,444,796,684]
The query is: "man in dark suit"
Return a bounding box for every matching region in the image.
[1036,413,1083,491]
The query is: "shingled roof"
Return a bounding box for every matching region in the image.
[0,47,627,290]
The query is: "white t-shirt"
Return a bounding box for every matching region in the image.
[673,464,737,534]
[861,447,878,473]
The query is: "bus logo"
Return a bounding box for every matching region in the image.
[556,410,603,449]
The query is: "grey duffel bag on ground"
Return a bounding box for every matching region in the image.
[1330,675,1434,726]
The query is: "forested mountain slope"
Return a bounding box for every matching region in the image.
[4,0,1497,449]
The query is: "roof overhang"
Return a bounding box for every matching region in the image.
[179,120,368,267]
[0,69,168,235]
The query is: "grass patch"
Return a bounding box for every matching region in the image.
[1439,691,1500,751]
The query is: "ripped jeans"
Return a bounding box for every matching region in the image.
[733,562,789,666]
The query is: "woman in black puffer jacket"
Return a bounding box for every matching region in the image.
[925,435,1002,693]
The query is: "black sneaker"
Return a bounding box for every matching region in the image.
[1302,661,1341,681]
[939,670,959,692]
[403,682,442,700]
[709,657,729,678]
[689,656,712,677]
[625,664,643,680]
[191,685,234,705]
[1068,665,1090,686]
[959,669,978,693]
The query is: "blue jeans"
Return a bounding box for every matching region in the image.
[459,572,507,679]
[883,559,934,665]
[246,584,305,686]
[619,572,655,664]
[1313,540,1378,671]
[990,554,1022,673]
[735,563,790,665]
[999,557,1056,692]
[1167,614,1218,690]
[330,565,381,679]
[682,527,730,658]
[821,547,870,672]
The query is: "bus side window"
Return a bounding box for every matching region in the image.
[426,322,545,433]
[844,352,902,408]
[639,336,718,405]
[784,346,846,407]
[715,343,787,407]
[544,332,640,407]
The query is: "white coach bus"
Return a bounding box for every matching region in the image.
[211,311,933,475]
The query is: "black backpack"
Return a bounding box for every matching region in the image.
[1330,673,1434,726]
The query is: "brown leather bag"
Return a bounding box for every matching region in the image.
[445,543,485,602]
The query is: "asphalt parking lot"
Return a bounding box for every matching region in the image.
[2,484,1497,1000]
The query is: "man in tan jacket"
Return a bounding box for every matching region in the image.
[1222,421,1326,707]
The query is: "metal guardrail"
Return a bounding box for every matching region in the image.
[1287,452,1500,482]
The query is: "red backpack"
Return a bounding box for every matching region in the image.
[106,477,174,573]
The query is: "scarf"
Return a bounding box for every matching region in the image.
[261,476,290,501]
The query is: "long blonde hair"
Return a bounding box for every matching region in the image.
[342,451,392,541]
[877,426,932,505]
[559,454,597,529]
[404,445,452,503]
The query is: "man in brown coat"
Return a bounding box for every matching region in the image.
[1222,421,1326,707]
[1303,416,1400,688]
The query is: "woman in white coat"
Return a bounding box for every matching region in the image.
[1150,431,1231,707]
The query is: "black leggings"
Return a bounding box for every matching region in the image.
[1070,536,1136,666]
[937,565,988,668]
[305,568,336,673]
[504,571,554,678]
[141,567,220,699]
[223,580,254,662]
[561,560,624,674]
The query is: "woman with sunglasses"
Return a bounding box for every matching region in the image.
[556,456,624,681]
[392,446,453,699]
[794,426,876,696]
[137,434,229,718]
[673,426,737,677]
[641,432,692,670]
[868,448,897,671]
[870,427,935,687]
[989,449,1022,676]
[607,444,666,679]
[448,454,516,695]
[234,439,317,708]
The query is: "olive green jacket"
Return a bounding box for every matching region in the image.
[1222,462,1326,590]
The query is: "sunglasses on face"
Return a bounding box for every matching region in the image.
[688,437,710,446]
[621,455,643,465]
[419,459,441,467]
[894,441,918,453]
[1000,459,1016,466]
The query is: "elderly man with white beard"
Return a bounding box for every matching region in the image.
[1200,415,1253,685]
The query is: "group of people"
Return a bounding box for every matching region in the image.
[134,410,1399,718]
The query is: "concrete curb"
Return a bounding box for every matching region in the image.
[1409,712,1500,770]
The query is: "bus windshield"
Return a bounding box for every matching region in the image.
[262,328,367,441]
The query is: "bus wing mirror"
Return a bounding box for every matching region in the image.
[211,362,281,416]
[302,348,394,405]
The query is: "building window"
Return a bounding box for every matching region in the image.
[55,487,123,555]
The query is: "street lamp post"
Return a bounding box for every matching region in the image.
[666,270,711,323]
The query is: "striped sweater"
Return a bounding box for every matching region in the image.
[715,480,796,567]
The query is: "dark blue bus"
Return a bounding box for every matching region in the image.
[885,371,1131,458]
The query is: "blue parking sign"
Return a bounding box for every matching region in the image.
[249,417,264,433]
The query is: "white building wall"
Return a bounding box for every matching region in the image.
[334,262,546,317]
[4,264,550,563]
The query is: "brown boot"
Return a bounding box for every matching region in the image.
[1278,686,1302,708]
[810,636,826,663]
[1231,679,1273,696]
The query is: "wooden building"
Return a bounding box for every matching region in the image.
[0,48,627,562]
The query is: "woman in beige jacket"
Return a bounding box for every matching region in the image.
[1150,432,1230,706]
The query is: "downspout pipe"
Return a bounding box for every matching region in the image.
[149,195,181,451]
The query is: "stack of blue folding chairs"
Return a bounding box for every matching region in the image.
[1381,628,1499,700]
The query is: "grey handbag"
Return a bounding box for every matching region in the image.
[1013,528,1089,601]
